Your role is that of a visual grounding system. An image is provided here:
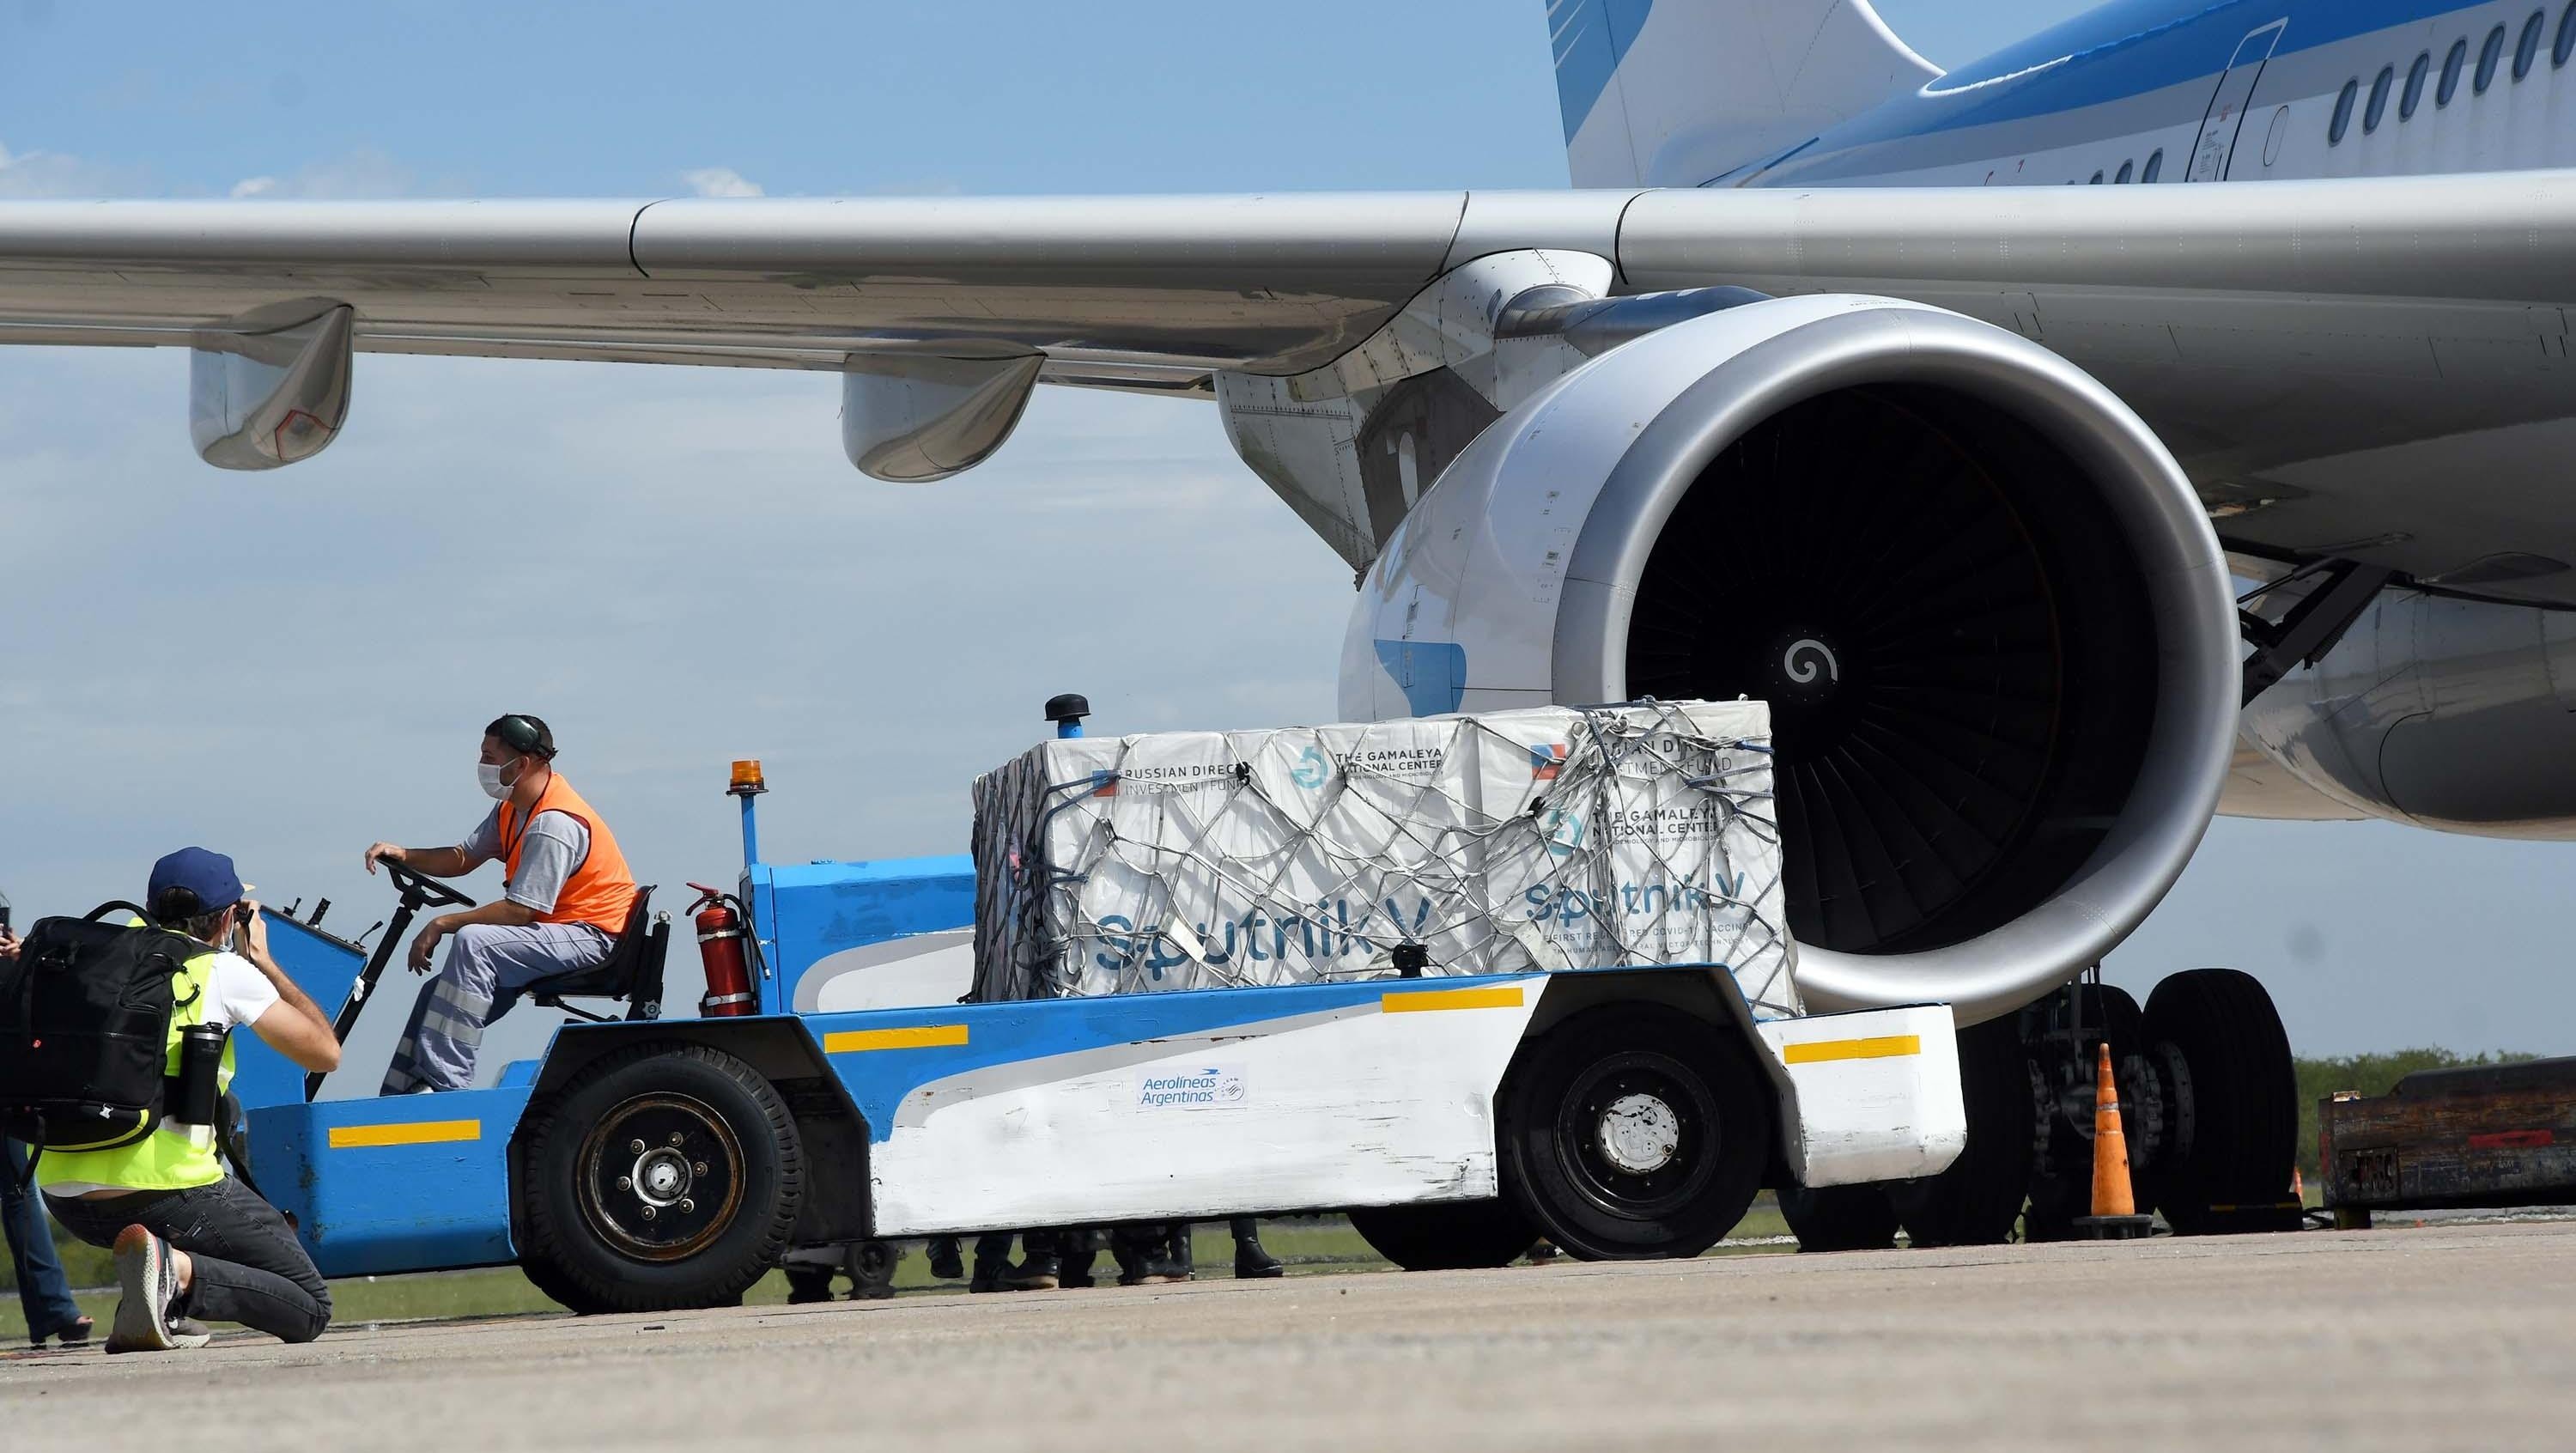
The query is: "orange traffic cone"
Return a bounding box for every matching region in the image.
[2075,1041,2153,1239]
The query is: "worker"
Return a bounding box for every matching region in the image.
[364,714,638,1093]
[24,849,342,1351]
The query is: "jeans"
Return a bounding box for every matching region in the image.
[46,1175,332,1343]
[382,921,611,1093]
[3,1140,84,1340]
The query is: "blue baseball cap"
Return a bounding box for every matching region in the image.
[147,848,246,913]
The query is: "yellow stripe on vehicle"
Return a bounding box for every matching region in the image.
[1382,985,1526,1014]
[824,1024,971,1054]
[327,1119,481,1150]
[1782,1034,1922,1065]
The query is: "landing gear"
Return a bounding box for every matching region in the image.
[1890,1017,2038,1247]
[2023,984,2153,1243]
[1777,970,2300,1252]
[2142,969,2300,1234]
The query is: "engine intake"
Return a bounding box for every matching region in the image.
[1342,296,2239,1023]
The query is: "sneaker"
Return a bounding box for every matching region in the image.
[927,1240,965,1282]
[106,1227,207,1353]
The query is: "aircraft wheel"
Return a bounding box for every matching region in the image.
[518,1043,805,1312]
[2022,986,2148,1242]
[1346,1200,1540,1270]
[1499,1005,1768,1260]
[1778,1182,1899,1252]
[1891,1017,2038,1247]
[2145,969,2297,1234]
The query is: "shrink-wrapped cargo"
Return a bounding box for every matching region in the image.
[969,700,1795,1018]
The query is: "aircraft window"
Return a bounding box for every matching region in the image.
[2402,52,2432,118]
[2116,159,2135,184]
[2441,37,2471,104]
[2477,24,2507,93]
[2142,149,2164,182]
[2330,78,2359,143]
[2558,2,2576,67]
[2518,10,2547,78]
[2365,64,2396,131]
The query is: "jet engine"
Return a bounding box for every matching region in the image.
[1340,295,2242,1024]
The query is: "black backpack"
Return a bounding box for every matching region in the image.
[0,903,203,1152]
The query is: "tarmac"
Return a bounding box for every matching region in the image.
[4,1220,2573,1453]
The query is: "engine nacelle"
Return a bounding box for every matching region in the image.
[1341,295,2240,1023]
[2241,591,2576,836]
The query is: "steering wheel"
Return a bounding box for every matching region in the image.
[379,858,477,910]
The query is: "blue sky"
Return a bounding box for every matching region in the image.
[0,0,2562,1062]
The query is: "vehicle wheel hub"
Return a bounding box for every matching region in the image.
[1597,1092,1682,1173]
[576,1093,744,1262]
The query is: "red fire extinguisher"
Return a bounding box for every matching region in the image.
[688,882,758,1017]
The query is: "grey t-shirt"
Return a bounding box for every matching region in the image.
[460,806,592,915]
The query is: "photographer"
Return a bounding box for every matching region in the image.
[25,849,343,1352]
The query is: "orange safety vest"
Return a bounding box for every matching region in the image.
[499,772,638,935]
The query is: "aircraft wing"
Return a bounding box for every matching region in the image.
[10,171,2576,386]
[15,174,2576,564]
[0,193,1504,392]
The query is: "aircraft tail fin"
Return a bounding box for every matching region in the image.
[1549,0,1940,187]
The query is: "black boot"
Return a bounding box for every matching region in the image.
[1002,1229,1063,1291]
[1060,1226,1106,1288]
[927,1236,965,1282]
[1114,1224,1185,1285]
[969,1231,1015,1293]
[1230,1217,1285,1278]
[784,1265,837,1304]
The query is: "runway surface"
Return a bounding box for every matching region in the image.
[6,1221,2573,1452]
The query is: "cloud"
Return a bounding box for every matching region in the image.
[223,148,416,200]
[680,167,763,198]
[0,138,126,198]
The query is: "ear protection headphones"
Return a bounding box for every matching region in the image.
[494,714,557,761]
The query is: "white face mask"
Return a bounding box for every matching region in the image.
[477,758,516,800]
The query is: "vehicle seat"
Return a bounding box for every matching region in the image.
[525,886,668,1024]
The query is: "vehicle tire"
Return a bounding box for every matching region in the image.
[1777,1183,1899,1252]
[2144,968,2297,1235]
[1346,1200,1541,1270]
[1499,1005,1769,1261]
[519,1241,615,1314]
[1892,1017,2038,1247]
[516,1042,805,1313]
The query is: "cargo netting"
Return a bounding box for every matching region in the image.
[969,700,1797,1018]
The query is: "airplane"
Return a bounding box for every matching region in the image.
[3,0,2572,1248]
